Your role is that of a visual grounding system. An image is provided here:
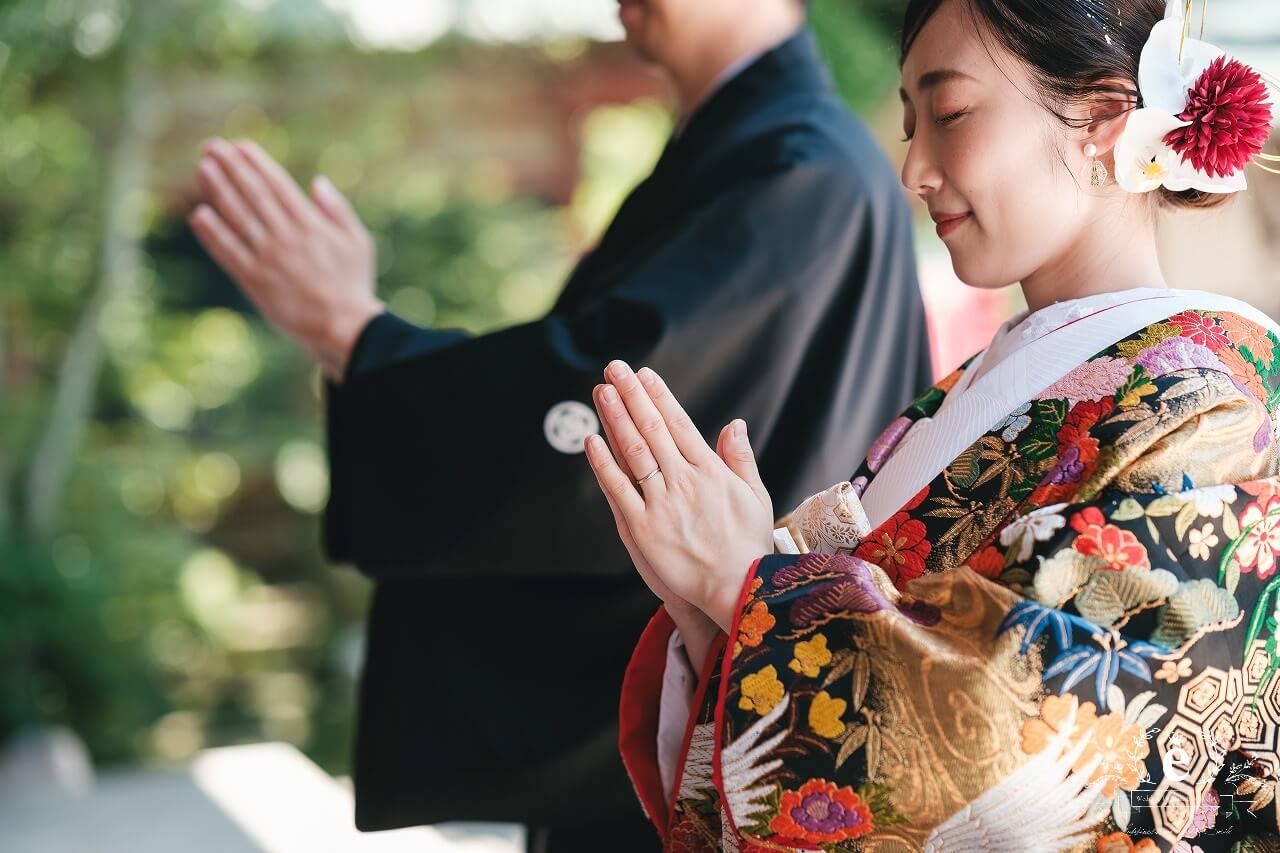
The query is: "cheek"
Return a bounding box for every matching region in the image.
[644,0,675,28]
[947,125,1085,281]
[956,122,1051,223]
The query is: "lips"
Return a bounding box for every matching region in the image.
[930,210,971,238]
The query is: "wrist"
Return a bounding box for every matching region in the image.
[663,598,708,626]
[319,296,384,381]
[664,603,719,674]
[700,550,763,633]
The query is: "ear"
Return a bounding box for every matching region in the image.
[1079,77,1141,159]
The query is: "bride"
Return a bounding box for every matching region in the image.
[584,0,1280,849]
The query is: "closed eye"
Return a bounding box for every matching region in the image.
[903,109,969,142]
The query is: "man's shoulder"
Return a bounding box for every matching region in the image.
[749,106,900,200]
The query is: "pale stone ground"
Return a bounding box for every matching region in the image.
[0,739,525,853]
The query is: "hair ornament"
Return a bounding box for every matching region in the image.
[1113,0,1277,194]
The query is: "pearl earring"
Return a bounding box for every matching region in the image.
[1084,142,1109,187]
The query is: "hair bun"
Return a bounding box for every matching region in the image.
[1156,186,1234,211]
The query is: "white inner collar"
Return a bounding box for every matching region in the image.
[858,288,1280,532]
[962,287,1177,392]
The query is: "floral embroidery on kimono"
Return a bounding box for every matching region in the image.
[621,310,1280,851]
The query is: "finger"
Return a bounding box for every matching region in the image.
[595,466,652,574]
[715,421,734,461]
[204,138,289,234]
[234,139,323,228]
[596,385,674,506]
[591,447,677,604]
[188,204,257,286]
[721,419,769,506]
[596,382,656,483]
[197,156,266,251]
[594,384,634,477]
[636,367,716,465]
[594,383,665,494]
[310,174,363,234]
[585,433,645,518]
[605,360,685,475]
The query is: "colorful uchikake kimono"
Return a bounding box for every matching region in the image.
[620,291,1280,851]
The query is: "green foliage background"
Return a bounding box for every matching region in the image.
[0,0,905,774]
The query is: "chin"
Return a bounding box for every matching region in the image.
[947,251,1017,292]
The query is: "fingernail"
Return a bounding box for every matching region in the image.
[602,385,619,405]
[607,360,632,381]
[637,367,656,386]
[734,419,746,439]
[314,175,335,198]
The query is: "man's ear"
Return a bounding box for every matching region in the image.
[1081,77,1141,159]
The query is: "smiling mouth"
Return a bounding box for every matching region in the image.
[933,212,971,238]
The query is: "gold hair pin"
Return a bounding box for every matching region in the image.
[1177,0,1209,64]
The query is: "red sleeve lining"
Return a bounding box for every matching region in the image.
[619,606,677,837]
[664,631,729,824]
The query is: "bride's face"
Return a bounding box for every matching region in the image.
[899,0,1096,290]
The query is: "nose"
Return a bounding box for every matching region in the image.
[900,137,942,198]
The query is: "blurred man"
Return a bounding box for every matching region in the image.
[189,0,930,849]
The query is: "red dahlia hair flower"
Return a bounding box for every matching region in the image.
[1163,55,1274,179]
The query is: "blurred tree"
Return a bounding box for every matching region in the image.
[811,0,908,114]
[0,0,366,768]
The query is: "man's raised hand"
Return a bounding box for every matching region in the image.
[189,138,384,381]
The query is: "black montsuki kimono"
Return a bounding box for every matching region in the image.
[324,27,932,834]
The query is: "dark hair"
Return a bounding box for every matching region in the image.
[900,0,1228,211]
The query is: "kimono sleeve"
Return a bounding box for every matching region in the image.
[683,326,1280,848]
[985,481,1280,848]
[619,606,734,844]
[695,477,1280,849]
[324,156,873,581]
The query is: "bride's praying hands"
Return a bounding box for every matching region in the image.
[585,360,774,668]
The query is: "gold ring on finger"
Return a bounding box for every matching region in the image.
[636,467,662,486]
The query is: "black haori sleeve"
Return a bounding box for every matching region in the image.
[323,156,890,582]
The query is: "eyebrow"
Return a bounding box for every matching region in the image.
[899,69,977,101]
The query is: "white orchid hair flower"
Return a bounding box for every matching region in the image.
[1113,0,1277,195]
